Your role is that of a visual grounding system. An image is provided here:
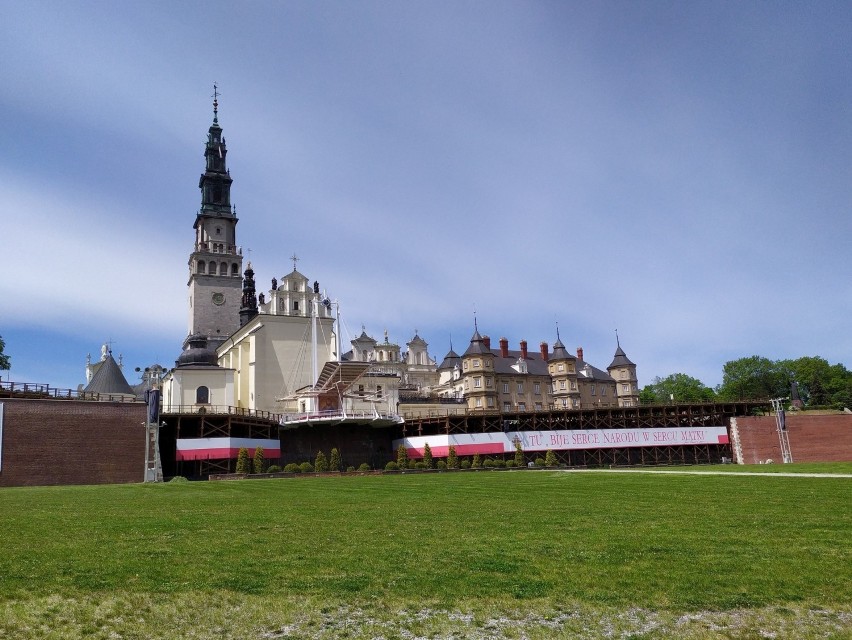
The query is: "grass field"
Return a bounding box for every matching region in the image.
[1,467,851,639]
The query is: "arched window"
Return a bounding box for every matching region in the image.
[219,262,227,275]
[196,386,210,404]
[231,263,239,276]
[209,261,216,274]
[197,261,206,274]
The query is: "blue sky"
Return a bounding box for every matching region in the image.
[1,1,850,392]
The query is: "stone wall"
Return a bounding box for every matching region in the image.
[733,413,852,464]
[0,399,147,487]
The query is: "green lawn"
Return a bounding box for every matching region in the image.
[1,470,850,639]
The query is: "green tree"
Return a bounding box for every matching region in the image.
[544,449,557,467]
[235,447,250,474]
[314,450,328,473]
[396,443,408,470]
[252,447,265,474]
[329,447,342,472]
[640,373,716,404]
[780,356,851,407]
[717,356,787,401]
[471,453,481,468]
[514,439,524,467]
[447,445,458,469]
[423,443,433,469]
[0,335,10,372]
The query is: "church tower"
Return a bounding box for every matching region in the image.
[187,87,243,350]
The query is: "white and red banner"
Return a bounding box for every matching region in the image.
[394,427,729,459]
[176,437,280,461]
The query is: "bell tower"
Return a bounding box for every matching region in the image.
[187,85,243,350]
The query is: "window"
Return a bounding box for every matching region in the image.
[503,402,511,411]
[475,397,482,408]
[622,384,629,393]
[591,385,596,396]
[534,382,540,395]
[464,361,469,370]
[535,402,542,411]
[557,363,565,372]
[219,262,227,275]
[473,359,481,368]
[197,261,205,274]
[209,261,216,273]
[503,382,509,394]
[196,386,210,404]
[293,300,299,312]
[474,377,482,388]
[486,377,493,388]
[560,380,566,390]
[231,263,239,276]
[601,387,607,396]
[377,385,383,399]
[517,382,524,393]
[561,399,568,408]
[571,381,577,390]
[358,385,364,397]
[518,402,526,412]
[621,370,628,379]
[465,380,470,390]
[487,397,495,408]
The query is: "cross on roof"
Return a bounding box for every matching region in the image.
[291,253,299,271]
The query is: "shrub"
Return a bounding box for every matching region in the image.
[423,443,433,469]
[346,466,355,472]
[414,461,427,470]
[235,447,251,474]
[436,460,447,470]
[299,462,314,473]
[506,459,517,468]
[284,463,300,473]
[545,449,557,467]
[514,439,525,467]
[493,459,506,468]
[535,458,545,467]
[385,461,399,471]
[314,450,328,473]
[460,459,471,469]
[253,447,266,474]
[329,448,342,472]
[168,475,188,483]
[266,465,282,473]
[472,453,482,468]
[358,463,371,472]
[447,445,459,469]
[483,458,495,468]
[397,444,409,470]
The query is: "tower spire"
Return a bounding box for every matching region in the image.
[212,82,219,124]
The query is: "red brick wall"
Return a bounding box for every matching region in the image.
[0,399,147,487]
[734,414,852,464]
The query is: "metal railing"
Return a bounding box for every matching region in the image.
[0,380,139,402]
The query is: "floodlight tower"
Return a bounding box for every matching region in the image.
[770,397,793,464]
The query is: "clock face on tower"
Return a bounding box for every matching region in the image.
[212,292,225,306]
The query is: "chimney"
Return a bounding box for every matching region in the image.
[499,337,509,358]
[482,335,491,350]
[540,342,548,361]
[520,340,528,360]
[577,346,584,361]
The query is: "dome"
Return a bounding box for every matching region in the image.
[176,334,219,367]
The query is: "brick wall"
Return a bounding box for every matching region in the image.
[734,413,852,464]
[0,399,147,487]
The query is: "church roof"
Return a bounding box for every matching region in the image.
[462,330,491,357]
[84,354,135,396]
[437,349,461,370]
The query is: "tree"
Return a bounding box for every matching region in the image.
[0,335,10,372]
[396,443,408,470]
[423,443,433,469]
[717,356,787,401]
[640,373,716,404]
[447,445,458,469]
[544,449,557,467]
[252,447,265,474]
[514,439,525,467]
[780,356,851,407]
[235,447,250,474]
[329,447,342,472]
[314,450,328,473]
[471,453,482,468]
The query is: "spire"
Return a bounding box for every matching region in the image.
[199,86,233,216]
[239,262,258,327]
[212,82,219,124]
